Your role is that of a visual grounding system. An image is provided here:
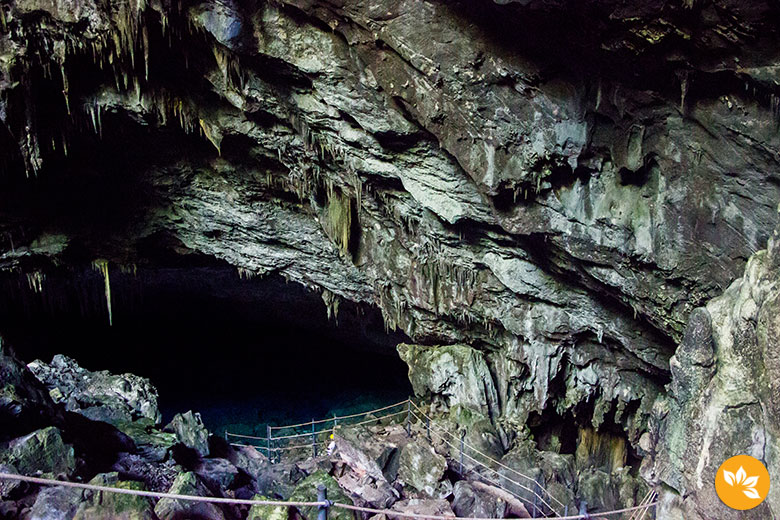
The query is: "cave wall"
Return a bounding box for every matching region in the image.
[1,0,780,514]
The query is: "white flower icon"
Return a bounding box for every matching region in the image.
[723,466,761,499]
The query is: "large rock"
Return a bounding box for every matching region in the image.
[398,344,499,420]
[28,486,84,520]
[73,472,157,520]
[390,498,455,518]
[0,463,20,499]
[164,411,210,457]
[334,427,400,483]
[0,339,59,439]
[0,426,75,477]
[247,494,288,520]
[116,419,177,463]
[452,481,508,519]
[194,457,240,490]
[397,440,450,499]
[111,452,182,492]
[27,355,161,426]
[289,470,357,520]
[154,471,227,520]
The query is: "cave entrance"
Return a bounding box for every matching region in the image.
[0,264,412,436]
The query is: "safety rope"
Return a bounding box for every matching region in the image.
[628,490,657,520]
[412,411,555,517]
[225,432,269,441]
[0,472,657,520]
[410,402,567,514]
[268,399,411,431]
[0,472,325,507]
[333,500,658,520]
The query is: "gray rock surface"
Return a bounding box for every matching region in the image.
[1,0,780,514]
[28,486,84,520]
[154,471,227,520]
[452,481,508,519]
[0,426,75,477]
[164,410,210,457]
[645,219,780,519]
[397,440,450,499]
[27,354,161,426]
[72,472,157,520]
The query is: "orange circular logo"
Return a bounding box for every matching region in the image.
[715,455,770,510]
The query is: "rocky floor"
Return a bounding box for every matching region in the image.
[0,346,650,519]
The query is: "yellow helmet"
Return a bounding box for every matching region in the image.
[329,433,335,440]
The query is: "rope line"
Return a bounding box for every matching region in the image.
[333,501,658,520]
[0,472,326,507]
[410,404,566,513]
[416,414,553,517]
[225,432,269,441]
[0,473,657,520]
[231,439,331,452]
[269,399,410,431]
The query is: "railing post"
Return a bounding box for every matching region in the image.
[564,505,568,518]
[312,419,317,458]
[224,430,228,442]
[426,416,431,441]
[317,483,329,520]
[459,430,465,475]
[267,425,273,464]
[405,400,411,436]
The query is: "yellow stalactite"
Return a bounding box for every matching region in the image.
[92,260,113,326]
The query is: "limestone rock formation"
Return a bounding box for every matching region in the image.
[72,472,157,520]
[154,471,227,520]
[0,426,76,477]
[165,410,211,457]
[645,220,780,519]
[27,354,161,426]
[0,0,779,516]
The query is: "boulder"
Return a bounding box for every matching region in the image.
[164,411,210,457]
[289,470,357,520]
[335,468,398,509]
[452,481,508,519]
[247,494,288,520]
[73,472,156,520]
[397,344,499,419]
[112,452,182,492]
[391,498,455,518]
[397,440,450,498]
[0,339,59,439]
[154,471,226,520]
[27,354,161,426]
[0,426,75,477]
[116,418,177,462]
[195,457,240,490]
[28,486,84,520]
[0,463,21,499]
[335,427,399,483]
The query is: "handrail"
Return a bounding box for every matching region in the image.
[268,399,411,431]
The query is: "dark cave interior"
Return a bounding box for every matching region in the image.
[0,266,413,436]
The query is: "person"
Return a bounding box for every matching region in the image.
[326,433,336,455]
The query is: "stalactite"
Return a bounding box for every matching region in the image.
[325,188,354,256]
[321,289,340,322]
[26,272,44,294]
[92,260,113,326]
[237,267,257,280]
